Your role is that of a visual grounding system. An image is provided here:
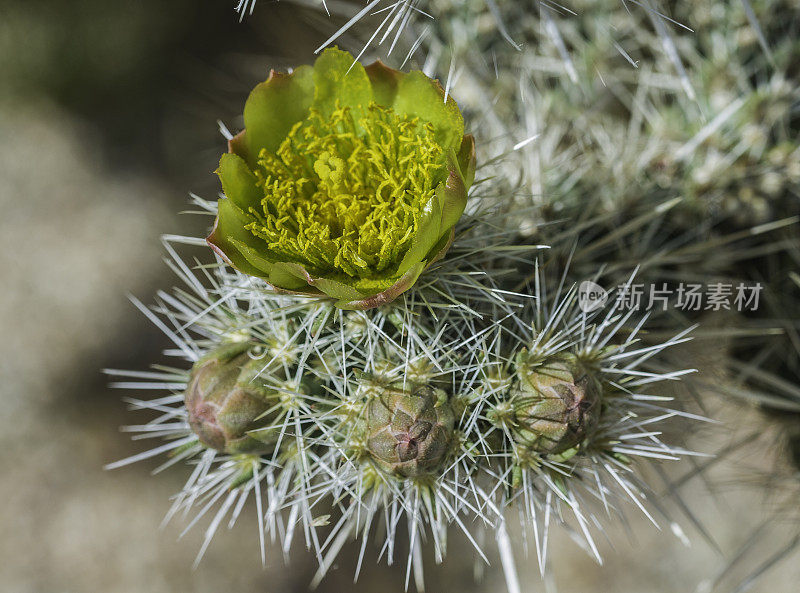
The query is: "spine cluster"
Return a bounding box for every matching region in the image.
[110,202,699,587]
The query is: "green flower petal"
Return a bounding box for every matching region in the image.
[438,149,470,232]
[216,153,262,211]
[207,199,272,277]
[456,134,477,188]
[425,228,456,269]
[396,148,469,275]
[365,60,403,107]
[228,237,289,280]
[242,65,314,165]
[336,262,427,311]
[312,277,366,302]
[270,260,365,301]
[312,47,373,118]
[392,71,464,152]
[267,262,323,292]
[396,190,445,275]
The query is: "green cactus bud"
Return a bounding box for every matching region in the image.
[184,342,281,455]
[365,384,455,478]
[510,351,601,456]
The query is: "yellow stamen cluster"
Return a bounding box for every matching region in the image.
[245,102,446,278]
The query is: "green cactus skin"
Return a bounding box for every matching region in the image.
[366,385,455,478]
[184,342,281,455]
[511,351,601,456]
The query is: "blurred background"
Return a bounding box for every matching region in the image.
[0,1,798,592]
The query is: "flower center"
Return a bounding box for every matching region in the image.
[245,102,446,278]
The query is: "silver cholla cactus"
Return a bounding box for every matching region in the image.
[184,342,279,455]
[511,350,602,456]
[366,384,456,478]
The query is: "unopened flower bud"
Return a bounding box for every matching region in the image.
[511,351,601,455]
[184,342,280,455]
[366,384,455,478]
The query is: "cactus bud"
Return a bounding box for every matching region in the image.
[366,385,455,478]
[510,351,601,455]
[184,342,280,455]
